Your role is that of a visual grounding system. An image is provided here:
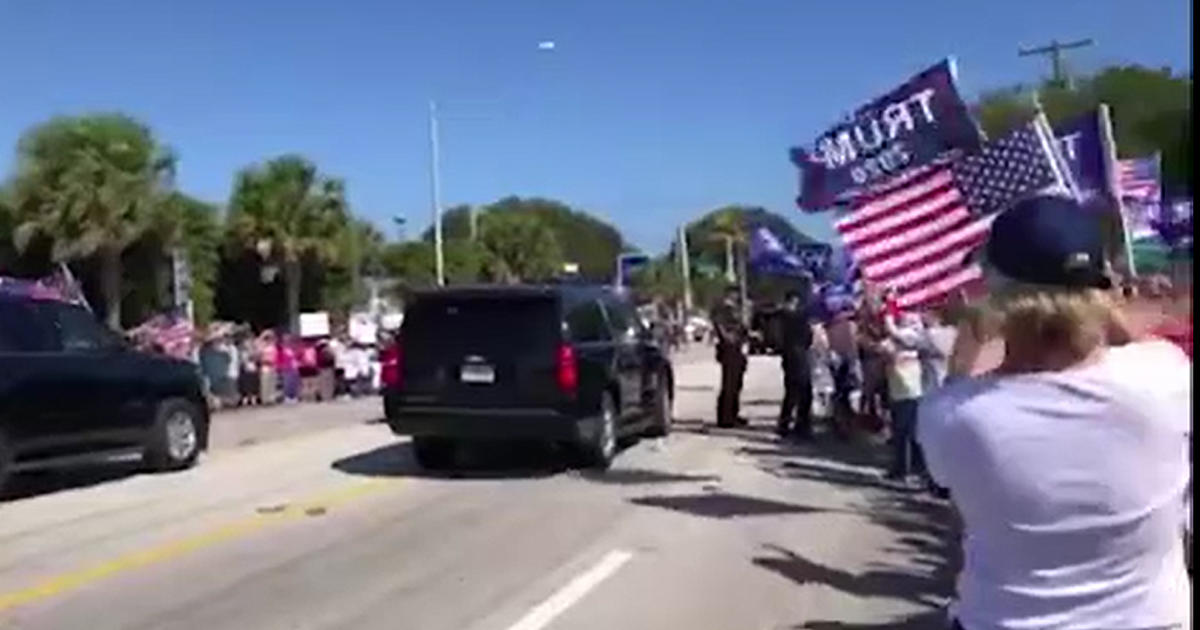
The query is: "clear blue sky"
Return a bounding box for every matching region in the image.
[1,0,1191,252]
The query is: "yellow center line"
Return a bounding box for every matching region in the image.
[0,478,399,614]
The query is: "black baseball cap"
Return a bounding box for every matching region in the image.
[985,195,1112,290]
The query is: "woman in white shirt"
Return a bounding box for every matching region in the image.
[918,196,1191,630]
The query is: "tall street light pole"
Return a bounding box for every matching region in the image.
[429,100,445,286]
[430,41,556,278]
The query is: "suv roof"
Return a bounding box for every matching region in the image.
[409,283,627,304]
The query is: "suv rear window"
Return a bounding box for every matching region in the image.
[403,295,560,357]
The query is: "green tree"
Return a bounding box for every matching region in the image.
[381,240,436,289]
[0,189,15,270]
[629,256,683,303]
[226,155,350,332]
[426,197,625,282]
[975,65,1192,193]
[682,206,820,308]
[476,210,563,283]
[444,239,489,284]
[144,192,222,325]
[323,219,385,312]
[7,114,174,328]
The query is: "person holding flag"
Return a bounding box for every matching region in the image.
[919,196,1191,630]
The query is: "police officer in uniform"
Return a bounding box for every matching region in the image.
[711,285,748,428]
[777,289,814,440]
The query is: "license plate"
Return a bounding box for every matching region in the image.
[460,364,495,384]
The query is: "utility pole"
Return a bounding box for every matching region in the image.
[1018,38,1094,88]
[678,224,693,313]
[722,235,735,283]
[429,100,445,286]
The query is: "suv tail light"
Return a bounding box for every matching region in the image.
[380,338,403,390]
[556,343,578,396]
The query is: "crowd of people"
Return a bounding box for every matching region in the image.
[130,318,390,411]
[711,195,1192,630]
[709,278,968,496]
[201,329,389,410]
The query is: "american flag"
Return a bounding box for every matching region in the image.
[835,118,1065,309]
[133,311,195,360]
[1118,155,1161,204]
[1119,155,1164,241]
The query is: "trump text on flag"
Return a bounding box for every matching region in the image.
[791,59,982,210]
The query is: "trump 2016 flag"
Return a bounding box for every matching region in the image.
[790,59,983,211]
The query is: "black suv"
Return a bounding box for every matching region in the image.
[0,294,210,492]
[382,285,674,470]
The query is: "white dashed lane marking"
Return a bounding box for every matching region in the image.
[504,549,634,630]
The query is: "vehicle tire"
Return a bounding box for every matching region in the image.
[644,374,673,438]
[412,437,457,471]
[144,398,203,472]
[578,392,617,470]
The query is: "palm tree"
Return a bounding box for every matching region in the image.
[226,155,349,333]
[8,114,174,329]
[334,219,385,307]
[708,206,751,317]
[145,192,222,325]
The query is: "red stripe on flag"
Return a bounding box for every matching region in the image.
[836,169,956,232]
[837,165,990,310]
[897,264,984,309]
[851,205,972,265]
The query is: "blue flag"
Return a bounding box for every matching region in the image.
[791,59,983,211]
[1053,111,1113,206]
[748,227,831,278]
[616,253,650,285]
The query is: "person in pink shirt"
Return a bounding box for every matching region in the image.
[276,333,301,403]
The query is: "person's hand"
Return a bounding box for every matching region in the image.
[948,318,985,379]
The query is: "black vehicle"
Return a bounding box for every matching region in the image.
[0,294,210,492]
[381,285,674,470]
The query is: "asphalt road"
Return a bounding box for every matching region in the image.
[0,347,958,630]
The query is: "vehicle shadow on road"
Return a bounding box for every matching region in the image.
[330,442,569,480]
[1,462,142,502]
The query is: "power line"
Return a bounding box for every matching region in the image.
[1018,38,1094,87]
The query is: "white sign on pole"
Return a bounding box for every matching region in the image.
[298,312,331,338]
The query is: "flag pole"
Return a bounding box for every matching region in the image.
[1098,104,1137,278]
[58,262,92,313]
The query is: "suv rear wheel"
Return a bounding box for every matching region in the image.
[644,374,672,438]
[412,437,457,470]
[144,398,203,471]
[578,392,617,470]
